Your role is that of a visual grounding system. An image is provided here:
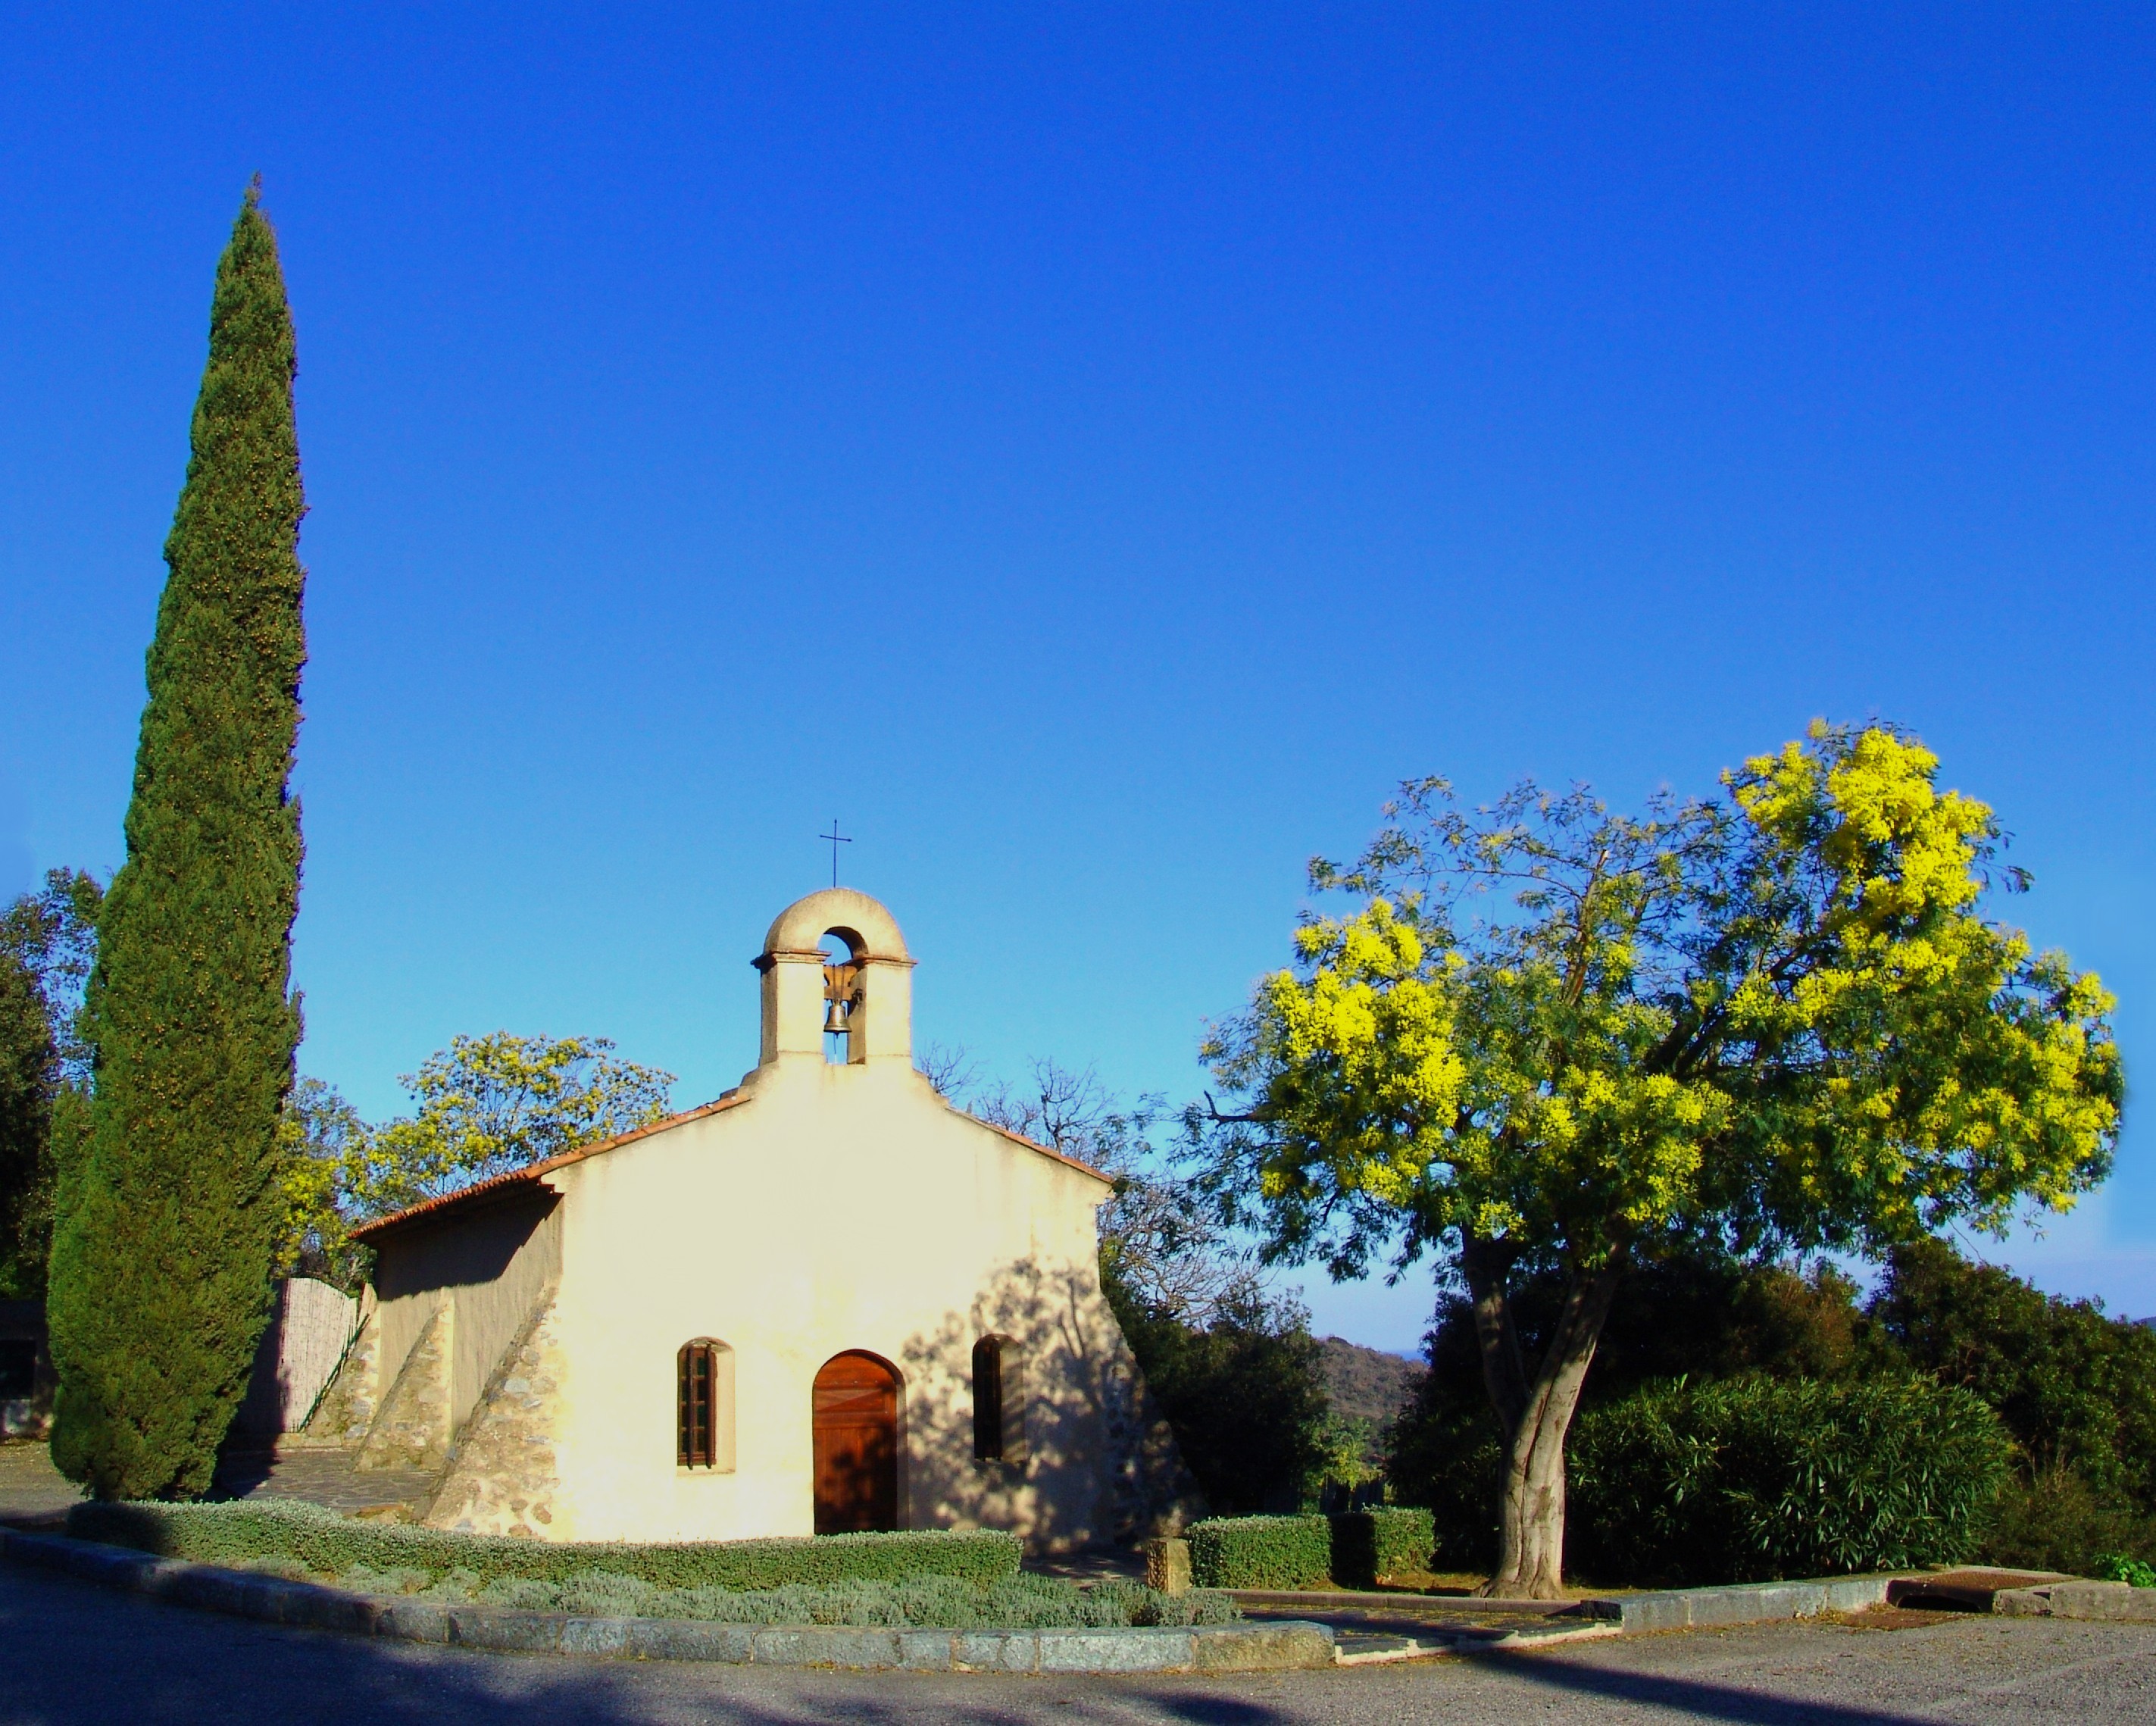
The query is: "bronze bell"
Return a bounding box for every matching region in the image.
[822,996,849,1036]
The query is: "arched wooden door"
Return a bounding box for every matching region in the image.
[812,1351,899,1534]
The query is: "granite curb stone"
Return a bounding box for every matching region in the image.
[1581,1576,1894,1633]
[1994,1580,2156,1622]
[0,1529,1334,1671]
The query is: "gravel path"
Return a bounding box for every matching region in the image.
[5,1559,2154,1724]
[0,1440,78,1518]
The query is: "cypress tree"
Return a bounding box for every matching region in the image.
[48,184,307,1499]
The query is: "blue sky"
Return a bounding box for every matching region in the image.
[3,6,2151,1351]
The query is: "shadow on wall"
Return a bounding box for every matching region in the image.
[895,1259,1200,1550]
[230,1280,362,1444]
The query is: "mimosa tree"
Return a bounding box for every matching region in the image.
[1195,724,2120,1596]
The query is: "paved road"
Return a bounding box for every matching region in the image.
[3,1563,2153,1724]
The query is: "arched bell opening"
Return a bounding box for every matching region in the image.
[819,929,863,1065]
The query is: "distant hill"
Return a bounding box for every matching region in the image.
[1317,1335,1426,1431]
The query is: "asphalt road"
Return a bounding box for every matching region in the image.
[4,1564,2154,1725]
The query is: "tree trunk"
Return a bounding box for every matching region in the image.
[1465,1243,1624,1600]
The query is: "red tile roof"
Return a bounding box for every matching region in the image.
[347,1085,1115,1243]
[348,1093,750,1240]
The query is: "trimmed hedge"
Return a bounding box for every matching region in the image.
[1567,1374,2010,1587]
[1189,1509,1437,1589]
[68,1499,1023,1591]
[1188,1515,1331,1590]
[1330,1508,1434,1587]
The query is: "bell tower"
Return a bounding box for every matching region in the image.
[751,888,914,1072]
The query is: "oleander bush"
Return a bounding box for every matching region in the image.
[1565,1374,2010,1587]
[1186,1515,1332,1589]
[69,1499,1022,1590]
[1329,1507,1435,1587]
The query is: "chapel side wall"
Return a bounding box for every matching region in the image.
[370,1193,561,1435]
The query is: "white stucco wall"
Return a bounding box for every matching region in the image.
[539,1054,1136,1546]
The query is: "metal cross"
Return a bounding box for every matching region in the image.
[820,819,851,889]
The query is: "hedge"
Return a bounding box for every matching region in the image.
[1330,1508,1434,1587]
[1186,1509,1434,1590]
[67,1499,1023,1591]
[1566,1374,2010,1587]
[1187,1515,1331,1590]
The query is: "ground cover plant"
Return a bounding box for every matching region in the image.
[224,1558,1236,1629]
[70,1499,1023,1590]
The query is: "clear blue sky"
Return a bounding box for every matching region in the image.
[4,6,2151,1350]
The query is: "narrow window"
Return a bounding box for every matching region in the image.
[972,1337,1005,1460]
[677,1340,736,1469]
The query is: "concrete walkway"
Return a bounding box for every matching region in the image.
[3,1558,2153,1722]
[212,1442,436,1515]
[0,1440,79,1518]
[0,1440,436,1521]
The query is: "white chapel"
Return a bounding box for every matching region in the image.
[304,888,1192,1548]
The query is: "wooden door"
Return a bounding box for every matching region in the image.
[812,1351,899,1534]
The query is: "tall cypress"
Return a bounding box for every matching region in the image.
[48,185,306,1499]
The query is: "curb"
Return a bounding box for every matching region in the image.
[1578,1575,1895,1634]
[1994,1581,2156,1624]
[0,1529,1335,1672]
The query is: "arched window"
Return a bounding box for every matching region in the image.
[677,1340,736,1470]
[972,1336,1025,1465]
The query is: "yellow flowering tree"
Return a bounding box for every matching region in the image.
[274,1035,675,1274]
[1197,724,2121,1597]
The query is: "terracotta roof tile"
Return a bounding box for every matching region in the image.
[349,1092,749,1240]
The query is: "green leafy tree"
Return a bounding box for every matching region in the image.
[48,186,308,1500]
[0,870,102,1299]
[339,1033,674,1219]
[954,1054,1335,1515]
[1870,1237,2156,1572]
[1196,724,2120,1595]
[274,1077,370,1290]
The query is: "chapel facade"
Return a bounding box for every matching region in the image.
[306,889,1192,1547]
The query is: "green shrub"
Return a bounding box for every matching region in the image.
[1329,1507,1434,1587]
[1105,1273,1331,1515]
[68,1499,1021,1591]
[1567,1374,2009,1587]
[1187,1515,1332,1589]
[2096,1554,2156,1588]
[1975,1467,2156,1577]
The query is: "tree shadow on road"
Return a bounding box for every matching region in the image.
[0,1565,1300,1726]
[1467,1641,1958,1726]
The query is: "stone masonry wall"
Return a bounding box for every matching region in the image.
[304,1298,381,1444]
[357,1303,452,1474]
[422,1290,565,1538]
